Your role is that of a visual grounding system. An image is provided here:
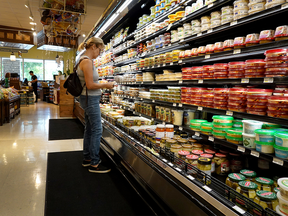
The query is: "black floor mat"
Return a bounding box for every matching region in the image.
[45,150,155,216]
[49,119,84,140]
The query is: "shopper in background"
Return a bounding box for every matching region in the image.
[78,37,114,173]
[29,71,38,103]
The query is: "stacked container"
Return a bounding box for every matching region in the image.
[228,61,246,78]
[228,88,247,112]
[201,88,214,108]
[264,49,288,78]
[210,11,221,29]
[212,115,234,140]
[267,95,288,118]
[254,129,276,154]
[248,0,265,15]
[201,16,211,32]
[214,88,229,110]
[191,19,201,35]
[245,59,266,78]
[189,88,207,106]
[213,63,229,79]
[242,120,263,149]
[203,65,214,79]
[246,88,273,115]
[233,0,249,20]
[191,66,203,80]
[221,6,233,25]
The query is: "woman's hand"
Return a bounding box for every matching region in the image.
[105,82,114,89]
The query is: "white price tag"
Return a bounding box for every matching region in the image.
[133,111,136,114]
[173,103,177,107]
[179,127,183,131]
[233,206,246,214]
[195,132,200,136]
[230,21,238,26]
[163,45,166,49]
[157,65,161,67]
[176,167,182,172]
[207,3,213,8]
[162,158,168,162]
[167,24,173,31]
[178,60,183,63]
[226,111,233,116]
[162,122,166,125]
[139,114,142,116]
[273,157,284,166]
[208,136,214,142]
[179,80,183,84]
[182,16,187,21]
[281,3,288,9]
[233,49,241,54]
[180,39,184,43]
[198,80,204,84]
[187,175,195,180]
[168,44,171,47]
[237,146,246,152]
[264,77,274,83]
[141,82,143,84]
[147,67,150,69]
[197,33,202,37]
[140,98,143,100]
[203,185,212,191]
[151,118,154,121]
[207,29,213,33]
[152,81,155,84]
[152,66,155,68]
[241,78,249,83]
[198,107,203,111]
[163,64,166,66]
[178,104,183,107]
[152,100,155,102]
[170,62,174,66]
[251,151,260,157]
[168,162,174,166]
[205,55,210,59]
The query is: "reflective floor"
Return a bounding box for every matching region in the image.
[0,102,82,216]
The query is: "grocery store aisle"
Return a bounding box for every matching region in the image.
[0,102,83,216]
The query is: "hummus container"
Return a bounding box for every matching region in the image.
[226,129,243,138]
[233,120,243,128]
[245,33,260,46]
[210,11,221,20]
[221,6,234,15]
[200,122,213,130]
[212,115,234,123]
[213,122,233,128]
[278,191,288,215]
[201,16,211,24]
[243,133,256,148]
[275,132,288,147]
[262,123,281,129]
[245,59,266,67]
[212,131,226,139]
[267,110,288,118]
[190,119,208,127]
[226,135,243,144]
[274,145,288,159]
[255,140,275,154]
[242,120,263,134]
[278,178,288,201]
[254,129,276,143]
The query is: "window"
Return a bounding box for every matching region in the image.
[45,60,63,81]
[23,59,44,80]
[1,58,22,79]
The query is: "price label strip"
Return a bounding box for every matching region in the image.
[179,80,183,84]
[173,103,177,107]
[198,80,204,83]
[203,185,212,192]
[179,127,183,131]
[251,151,260,157]
[264,77,274,83]
[176,167,182,172]
[198,107,203,111]
[237,146,245,153]
[178,60,183,63]
[273,157,284,166]
[195,132,200,137]
[226,111,233,116]
[233,206,246,214]
[187,175,195,180]
[178,104,183,107]
[208,136,214,142]
[197,33,202,37]
[233,49,241,54]
[168,162,174,166]
[205,54,210,59]
[207,29,213,33]
[170,62,174,66]
[241,78,249,83]
[230,21,237,26]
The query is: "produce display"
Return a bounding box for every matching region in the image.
[0,87,19,99]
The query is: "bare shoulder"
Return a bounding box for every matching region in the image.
[79,58,92,70]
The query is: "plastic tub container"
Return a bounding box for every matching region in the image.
[267,110,288,118]
[247,95,268,103]
[226,135,243,144]
[245,33,260,46]
[246,108,267,115]
[246,102,266,109]
[213,122,233,129]
[190,119,208,127]
[275,132,288,147]
[265,49,288,58]
[268,96,288,105]
[243,133,256,148]
[226,129,243,138]
[254,129,276,143]
[255,141,274,154]
[245,59,266,67]
[278,178,288,201]
[274,145,288,159]
[228,88,247,95]
[212,115,234,123]
[172,110,184,126]
[242,120,263,134]
[212,131,226,139]
[277,191,288,215]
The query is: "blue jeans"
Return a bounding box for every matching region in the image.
[79,95,102,165]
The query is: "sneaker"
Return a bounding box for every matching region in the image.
[82,160,91,167]
[89,163,111,173]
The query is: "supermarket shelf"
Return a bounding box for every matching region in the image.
[113,43,138,55]
[143,43,191,58]
[182,3,288,44]
[114,57,139,67]
[113,94,288,127]
[117,104,288,168]
[117,77,288,86]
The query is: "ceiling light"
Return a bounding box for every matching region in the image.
[117,0,133,13]
[33,31,37,36]
[31,27,34,31]
[10,52,16,61]
[24,0,29,8]
[30,22,36,25]
[29,16,34,21]
[82,34,86,37]
[25,4,28,8]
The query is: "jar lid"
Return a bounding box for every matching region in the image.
[228,61,246,65]
[247,88,274,93]
[274,132,288,139]
[212,115,234,121]
[188,138,198,143]
[157,124,165,128]
[192,150,204,155]
[178,139,188,143]
[254,129,276,136]
[240,169,257,177]
[255,140,274,146]
[171,144,182,149]
[239,181,258,189]
[166,124,174,128]
[182,144,192,148]
[228,173,246,181]
[168,139,177,143]
[198,157,212,165]
[256,191,277,201]
[255,177,274,185]
[245,59,265,63]
[215,153,227,158]
[178,150,190,156]
[274,187,280,193]
[200,153,213,158]
[278,178,288,191]
[186,154,199,160]
[205,149,216,154]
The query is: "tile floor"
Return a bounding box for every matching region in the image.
[0,102,83,216]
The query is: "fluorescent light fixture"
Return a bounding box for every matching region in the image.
[30,22,36,25]
[29,16,34,21]
[82,34,86,37]
[10,52,16,61]
[33,32,36,36]
[31,27,34,31]
[117,0,133,13]
[25,4,28,8]
[24,0,29,8]
[101,13,118,32]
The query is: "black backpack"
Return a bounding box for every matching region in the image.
[63,57,88,97]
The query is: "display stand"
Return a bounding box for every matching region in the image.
[0,99,5,126]
[59,80,74,117]
[4,96,20,123]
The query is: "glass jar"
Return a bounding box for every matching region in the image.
[186,154,199,165]
[165,124,174,138]
[214,153,230,175]
[166,139,177,149]
[192,149,203,156]
[171,144,182,157]
[200,154,215,173]
[254,191,278,211]
[197,157,212,177]
[178,139,188,146]
[229,153,243,173]
[192,143,203,151]
[240,169,257,182]
[236,181,258,200]
[226,173,246,190]
[178,150,190,161]
[182,144,192,152]
[188,138,198,144]
[156,124,165,144]
[255,177,274,192]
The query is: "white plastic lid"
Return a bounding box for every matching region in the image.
[242,133,256,138]
[278,178,288,197]
[157,124,165,128]
[166,124,174,128]
[276,205,287,216]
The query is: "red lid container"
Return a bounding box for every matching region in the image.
[214,105,228,110]
[247,102,267,109]
[264,49,288,58]
[214,75,229,79]
[265,56,288,61]
[267,110,288,118]
[227,105,246,112]
[214,88,229,93]
[228,93,247,100]
[266,67,288,72]
[264,71,288,76]
[228,100,247,106]
[203,65,214,71]
[247,88,274,96]
[245,68,266,73]
[229,88,247,94]
[234,37,246,46]
[245,59,266,67]
[266,60,288,65]
[182,67,192,73]
[246,108,267,115]
[247,95,268,103]
[259,30,275,41]
[274,26,288,38]
[214,101,228,105]
[186,154,199,160]
[203,76,214,79]
[267,96,288,105]
[214,63,229,69]
[191,66,203,72]
[228,76,245,79]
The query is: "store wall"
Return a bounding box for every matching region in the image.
[0,46,76,74]
[2,59,21,76]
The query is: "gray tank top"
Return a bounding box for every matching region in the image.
[77,56,102,96]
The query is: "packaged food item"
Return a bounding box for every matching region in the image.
[242,120,263,134]
[254,191,278,211]
[186,154,199,166]
[178,150,190,161]
[278,178,288,200]
[226,173,246,189]
[201,23,210,32]
[212,115,234,123]
[191,19,201,27]
[259,30,275,44]
[277,191,288,215]
[221,6,234,15]
[233,37,246,48]
[240,169,257,182]
[205,44,214,54]
[211,19,221,28]
[255,177,274,191]
[248,2,265,14]
[234,0,249,9]
[245,59,266,67]
[267,110,288,118]
[245,33,260,46]
[214,153,230,175]
[275,132,288,147]
[197,157,212,180]
[214,42,224,52]
[254,129,276,143]
[223,39,234,51]
[274,25,288,41]
[226,135,243,144]
[233,9,249,20]
[236,181,258,199]
[265,49,288,58]
[255,140,274,154]
[274,144,288,159]
[201,16,211,24]
[226,128,243,138]
[221,14,234,25]
[265,0,285,9]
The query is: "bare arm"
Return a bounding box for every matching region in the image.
[80,59,114,89]
[31,78,38,83]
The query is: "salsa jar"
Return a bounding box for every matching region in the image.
[226,173,246,190]
[255,177,274,191]
[240,169,257,182]
[236,181,258,199]
[254,191,278,211]
[214,153,230,175]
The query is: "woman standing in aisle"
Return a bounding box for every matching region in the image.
[78,37,114,173]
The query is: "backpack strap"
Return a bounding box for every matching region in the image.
[76,56,90,106]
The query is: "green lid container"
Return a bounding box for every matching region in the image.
[226,128,243,136]
[212,131,226,136]
[226,135,243,141]
[256,190,277,201]
[200,122,213,128]
[255,177,274,185]
[262,123,281,129]
[239,181,258,190]
[190,119,208,126]
[212,115,234,121]
[274,132,288,139]
[274,144,288,151]
[232,120,243,128]
[254,129,276,136]
[213,122,233,127]
[200,128,213,132]
[240,169,257,178]
[212,126,227,132]
[272,128,288,132]
[255,140,274,146]
[190,125,201,131]
[228,173,246,181]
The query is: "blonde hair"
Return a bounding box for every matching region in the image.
[78,37,104,51]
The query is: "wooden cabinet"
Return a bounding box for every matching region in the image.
[0,99,4,126]
[59,80,75,117]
